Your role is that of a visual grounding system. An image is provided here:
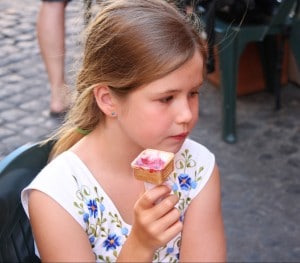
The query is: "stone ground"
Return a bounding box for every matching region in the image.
[0,0,299,262]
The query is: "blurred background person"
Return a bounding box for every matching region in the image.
[37,0,71,117]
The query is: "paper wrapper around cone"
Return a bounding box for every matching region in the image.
[131,149,174,185]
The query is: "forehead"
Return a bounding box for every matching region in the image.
[112,50,204,108]
[139,51,204,93]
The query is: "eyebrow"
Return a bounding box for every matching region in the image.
[157,84,202,94]
[150,78,203,95]
[156,89,180,94]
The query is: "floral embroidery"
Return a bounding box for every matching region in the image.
[178,173,192,191]
[164,148,205,261]
[154,235,181,262]
[72,176,128,262]
[87,199,99,218]
[103,233,121,251]
[174,149,203,192]
[71,145,206,262]
[172,148,204,204]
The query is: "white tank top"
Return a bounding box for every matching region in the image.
[21,138,215,262]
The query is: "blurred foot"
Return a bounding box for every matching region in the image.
[50,84,70,114]
[49,110,67,119]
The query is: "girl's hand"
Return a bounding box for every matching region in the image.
[132,184,182,250]
[117,185,182,262]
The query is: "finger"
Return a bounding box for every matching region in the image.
[149,213,183,245]
[152,207,181,233]
[138,185,172,208]
[160,219,183,243]
[151,194,179,218]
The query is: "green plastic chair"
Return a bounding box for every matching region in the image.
[289,6,300,71]
[214,0,300,143]
[0,141,54,263]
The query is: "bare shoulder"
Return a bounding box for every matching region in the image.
[179,164,227,262]
[28,189,95,262]
[183,164,222,224]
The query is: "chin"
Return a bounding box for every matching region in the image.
[157,142,185,154]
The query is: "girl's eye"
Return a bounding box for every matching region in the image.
[159,96,173,103]
[189,91,199,97]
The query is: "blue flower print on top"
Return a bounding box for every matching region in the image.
[87,199,98,218]
[121,227,129,235]
[73,176,129,262]
[89,235,95,245]
[103,233,121,251]
[178,174,192,191]
[83,213,89,223]
[172,148,204,216]
[71,144,208,263]
[167,247,174,254]
[99,203,105,212]
[172,183,178,192]
[191,180,197,189]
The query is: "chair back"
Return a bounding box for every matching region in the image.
[0,141,53,263]
[267,0,299,32]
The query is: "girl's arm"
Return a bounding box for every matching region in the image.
[179,164,227,262]
[28,190,95,262]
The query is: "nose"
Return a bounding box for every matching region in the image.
[175,99,194,124]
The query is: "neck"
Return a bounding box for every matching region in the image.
[72,121,143,178]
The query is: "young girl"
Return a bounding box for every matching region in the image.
[22,0,226,262]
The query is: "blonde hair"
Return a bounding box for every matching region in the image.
[49,0,206,158]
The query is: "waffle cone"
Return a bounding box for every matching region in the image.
[131,149,174,185]
[133,160,174,184]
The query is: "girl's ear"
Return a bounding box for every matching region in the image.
[93,85,117,117]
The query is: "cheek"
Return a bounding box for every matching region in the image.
[191,101,199,125]
[194,101,199,117]
[118,112,164,148]
[119,105,155,132]
[134,109,171,133]
[124,100,167,125]
[122,105,171,140]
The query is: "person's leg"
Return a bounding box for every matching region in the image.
[37,0,69,115]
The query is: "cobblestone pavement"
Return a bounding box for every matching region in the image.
[1,0,300,262]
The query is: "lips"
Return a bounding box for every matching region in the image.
[171,132,189,140]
